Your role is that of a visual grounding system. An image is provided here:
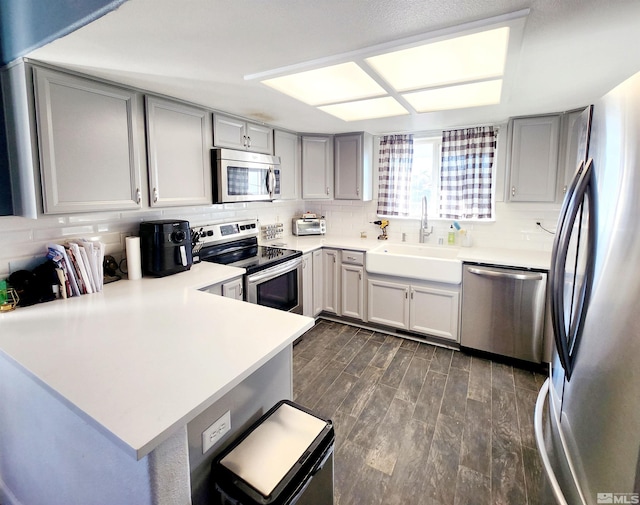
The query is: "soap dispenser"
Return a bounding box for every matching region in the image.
[447,225,456,245]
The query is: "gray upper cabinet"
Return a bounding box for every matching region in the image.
[213,113,273,154]
[334,132,373,201]
[34,67,143,214]
[558,109,585,200]
[302,135,333,200]
[508,114,560,202]
[145,96,212,207]
[273,129,300,200]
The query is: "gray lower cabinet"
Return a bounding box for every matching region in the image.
[200,276,244,300]
[301,252,313,317]
[145,96,212,207]
[312,249,323,316]
[322,248,340,314]
[33,67,143,214]
[341,250,366,321]
[367,276,460,341]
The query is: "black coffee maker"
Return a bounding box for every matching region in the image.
[139,220,193,277]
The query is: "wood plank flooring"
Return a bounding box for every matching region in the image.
[293,320,547,505]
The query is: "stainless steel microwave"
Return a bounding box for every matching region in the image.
[212,148,281,203]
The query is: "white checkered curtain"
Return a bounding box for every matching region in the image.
[439,126,496,219]
[377,134,414,216]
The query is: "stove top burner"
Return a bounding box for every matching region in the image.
[198,237,301,274]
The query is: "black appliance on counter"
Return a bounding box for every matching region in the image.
[139,220,193,277]
[193,219,303,313]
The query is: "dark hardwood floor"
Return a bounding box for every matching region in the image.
[293,319,547,505]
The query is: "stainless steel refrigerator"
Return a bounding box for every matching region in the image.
[535,72,640,504]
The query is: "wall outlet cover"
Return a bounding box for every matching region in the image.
[202,410,231,454]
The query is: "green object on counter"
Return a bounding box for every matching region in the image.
[0,280,6,305]
[447,225,456,245]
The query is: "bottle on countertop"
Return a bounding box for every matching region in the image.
[447,225,456,245]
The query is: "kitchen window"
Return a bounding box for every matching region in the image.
[378,128,496,221]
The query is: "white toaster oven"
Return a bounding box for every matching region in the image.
[292,218,326,236]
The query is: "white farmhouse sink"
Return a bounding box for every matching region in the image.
[366,243,462,284]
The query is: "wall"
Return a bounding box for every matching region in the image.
[0,0,125,66]
[304,199,560,251]
[0,97,13,215]
[0,200,304,277]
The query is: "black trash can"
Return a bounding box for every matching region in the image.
[212,400,334,505]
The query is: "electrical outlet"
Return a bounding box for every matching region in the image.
[202,410,231,454]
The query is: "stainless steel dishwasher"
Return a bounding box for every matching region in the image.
[461,263,547,363]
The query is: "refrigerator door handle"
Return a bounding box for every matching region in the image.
[549,159,597,379]
[534,379,570,505]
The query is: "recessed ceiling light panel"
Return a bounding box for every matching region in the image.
[403,79,503,112]
[261,62,386,106]
[366,27,510,91]
[318,97,409,121]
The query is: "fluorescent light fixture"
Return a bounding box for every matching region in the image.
[365,27,510,91]
[318,97,409,121]
[403,79,503,112]
[261,62,386,106]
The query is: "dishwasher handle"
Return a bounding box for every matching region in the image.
[467,266,544,281]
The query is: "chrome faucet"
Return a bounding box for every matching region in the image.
[420,195,433,243]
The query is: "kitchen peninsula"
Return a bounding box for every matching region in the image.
[0,262,314,505]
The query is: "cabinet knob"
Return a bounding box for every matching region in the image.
[153,187,159,203]
[511,186,516,197]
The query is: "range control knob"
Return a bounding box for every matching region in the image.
[170,230,186,243]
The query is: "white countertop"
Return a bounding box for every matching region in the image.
[269,235,552,270]
[0,262,314,460]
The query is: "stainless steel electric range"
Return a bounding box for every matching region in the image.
[192,219,303,314]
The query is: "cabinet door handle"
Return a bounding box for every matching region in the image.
[405,290,408,299]
[356,187,360,196]
[411,290,414,299]
[153,187,159,203]
[326,186,330,195]
[247,136,251,148]
[136,188,141,204]
[511,186,516,197]
[242,135,247,147]
[358,272,362,280]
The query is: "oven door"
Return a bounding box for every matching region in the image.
[245,257,302,314]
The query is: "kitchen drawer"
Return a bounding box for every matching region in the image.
[341,250,364,265]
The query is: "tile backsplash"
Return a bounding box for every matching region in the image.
[0,197,560,277]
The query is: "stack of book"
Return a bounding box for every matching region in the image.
[46,240,106,298]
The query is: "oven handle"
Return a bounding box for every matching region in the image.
[246,257,302,284]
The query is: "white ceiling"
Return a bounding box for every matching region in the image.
[26,0,640,135]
